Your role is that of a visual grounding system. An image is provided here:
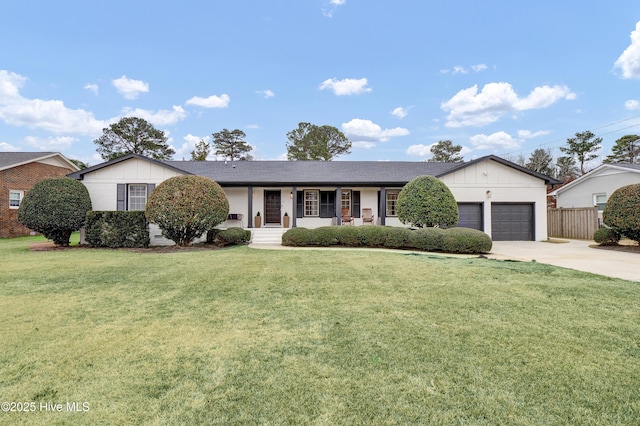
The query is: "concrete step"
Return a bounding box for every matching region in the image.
[250,228,288,245]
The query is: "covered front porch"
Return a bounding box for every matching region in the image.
[220,186,404,229]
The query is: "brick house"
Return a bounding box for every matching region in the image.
[1,152,79,238]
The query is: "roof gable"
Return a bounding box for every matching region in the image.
[0,152,79,172]
[67,153,190,180]
[549,163,640,195]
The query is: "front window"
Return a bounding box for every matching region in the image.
[304,190,319,216]
[386,190,400,216]
[594,194,607,211]
[128,185,148,211]
[9,190,23,209]
[341,190,351,213]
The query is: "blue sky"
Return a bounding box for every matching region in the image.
[2,1,640,167]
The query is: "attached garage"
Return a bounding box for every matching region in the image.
[491,203,534,241]
[457,203,483,231]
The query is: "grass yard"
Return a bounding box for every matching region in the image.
[1,236,639,425]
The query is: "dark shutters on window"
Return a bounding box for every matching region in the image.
[319,191,335,218]
[117,184,126,211]
[352,191,361,218]
[296,191,304,218]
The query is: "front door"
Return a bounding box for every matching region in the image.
[264,191,281,224]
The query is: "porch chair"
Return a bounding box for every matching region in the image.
[362,208,374,225]
[341,208,354,225]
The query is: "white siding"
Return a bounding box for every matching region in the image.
[555,169,640,209]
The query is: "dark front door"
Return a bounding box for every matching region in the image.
[265,191,281,224]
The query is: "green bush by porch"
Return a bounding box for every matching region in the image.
[282,225,492,254]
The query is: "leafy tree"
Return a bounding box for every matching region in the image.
[396,175,458,228]
[555,156,579,181]
[286,122,351,161]
[603,134,640,164]
[560,130,602,175]
[145,175,229,246]
[69,158,89,169]
[17,177,92,246]
[212,129,253,160]
[94,117,175,161]
[526,148,555,176]
[190,139,211,161]
[428,140,463,162]
[603,183,640,244]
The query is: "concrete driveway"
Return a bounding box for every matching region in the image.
[489,240,640,282]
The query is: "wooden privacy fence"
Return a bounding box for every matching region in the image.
[547,207,599,240]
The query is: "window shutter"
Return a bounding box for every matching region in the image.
[352,191,361,218]
[117,184,126,211]
[320,191,336,218]
[296,191,304,218]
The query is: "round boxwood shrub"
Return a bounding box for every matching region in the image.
[441,227,492,254]
[217,227,251,246]
[603,183,640,244]
[282,227,313,246]
[145,175,229,246]
[396,175,458,228]
[408,227,446,251]
[17,177,92,246]
[593,227,621,246]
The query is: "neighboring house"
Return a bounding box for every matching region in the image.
[1,152,80,238]
[549,163,640,221]
[68,153,559,244]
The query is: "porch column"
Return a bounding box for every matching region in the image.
[247,186,253,228]
[292,186,297,228]
[379,186,386,226]
[336,186,341,225]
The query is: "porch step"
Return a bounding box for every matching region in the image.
[250,227,288,245]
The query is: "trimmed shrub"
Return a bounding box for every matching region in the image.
[358,225,389,247]
[383,227,412,248]
[593,227,621,246]
[17,177,92,246]
[145,175,229,246]
[409,227,446,251]
[441,227,492,254]
[217,227,251,246]
[396,175,458,228]
[333,226,361,247]
[85,211,149,248]
[281,227,313,246]
[603,183,640,244]
[281,226,492,254]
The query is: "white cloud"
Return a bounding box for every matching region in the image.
[84,83,99,95]
[471,64,488,72]
[185,93,230,108]
[406,144,434,157]
[112,75,149,100]
[322,0,345,18]
[341,118,409,143]
[246,124,260,129]
[452,66,467,75]
[518,129,551,139]
[442,64,488,75]
[614,21,640,79]
[390,106,410,119]
[625,99,640,110]
[121,105,187,126]
[469,131,521,150]
[0,71,106,135]
[441,82,575,127]
[0,141,19,151]
[319,78,372,96]
[24,135,77,151]
[352,141,376,149]
[257,89,274,99]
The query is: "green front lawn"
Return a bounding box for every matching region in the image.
[1,236,639,424]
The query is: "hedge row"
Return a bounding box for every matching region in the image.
[282,225,492,254]
[85,211,150,248]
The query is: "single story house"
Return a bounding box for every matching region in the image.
[549,163,640,220]
[68,153,559,244]
[1,152,79,238]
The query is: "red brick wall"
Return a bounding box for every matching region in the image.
[1,162,75,238]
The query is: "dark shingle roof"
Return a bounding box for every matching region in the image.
[0,152,57,170]
[68,153,560,185]
[166,160,460,186]
[613,163,640,171]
